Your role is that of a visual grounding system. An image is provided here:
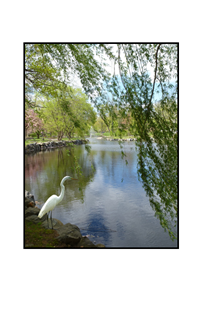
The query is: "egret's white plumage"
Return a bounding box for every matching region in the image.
[38,176,77,228]
[38,195,61,218]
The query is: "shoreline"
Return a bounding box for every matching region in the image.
[25,139,89,154]
[25,191,105,248]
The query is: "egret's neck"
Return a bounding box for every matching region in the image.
[58,183,65,203]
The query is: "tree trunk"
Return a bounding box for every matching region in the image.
[58,131,64,141]
[67,131,72,139]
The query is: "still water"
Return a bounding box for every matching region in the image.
[25,138,177,247]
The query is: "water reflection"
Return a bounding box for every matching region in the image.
[25,138,177,247]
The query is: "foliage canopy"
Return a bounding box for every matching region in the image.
[41,87,96,140]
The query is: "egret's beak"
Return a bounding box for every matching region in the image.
[72,178,78,180]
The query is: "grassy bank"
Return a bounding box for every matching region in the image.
[102,132,136,140]
[25,136,88,146]
[25,220,68,248]
[25,138,50,146]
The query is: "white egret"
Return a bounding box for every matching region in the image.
[38,176,77,229]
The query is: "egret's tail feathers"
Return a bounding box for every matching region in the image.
[38,209,45,219]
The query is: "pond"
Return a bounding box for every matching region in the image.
[25,138,177,248]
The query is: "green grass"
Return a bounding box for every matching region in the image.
[25,220,68,248]
[102,132,136,139]
[25,136,88,146]
[25,138,50,145]
[61,137,86,141]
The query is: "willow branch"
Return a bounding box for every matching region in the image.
[117,45,126,92]
[147,44,161,108]
[122,44,132,77]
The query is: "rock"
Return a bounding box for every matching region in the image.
[41,143,47,151]
[25,139,88,154]
[56,223,82,245]
[76,237,96,248]
[25,199,35,208]
[25,197,32,208]
[95,243,105,248]
[25,143,40,154]
[41,218,64,230]
[35,144,41,151]
[25,206,40,218]
[37,144,42,150]
[25,214,47,224]
[25,191,35,204]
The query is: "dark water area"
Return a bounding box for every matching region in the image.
[25,138,177,247]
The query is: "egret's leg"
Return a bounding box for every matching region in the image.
[51,211,53,229]
[48,212,51,229]
[47,212,49,228]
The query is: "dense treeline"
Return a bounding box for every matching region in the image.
[25,86,96,140]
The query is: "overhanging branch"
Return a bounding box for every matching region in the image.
[147,44,161,108]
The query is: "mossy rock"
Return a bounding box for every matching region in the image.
[26,214,47,224]
[41,218,64,230]
[56,223,82,245]
[25,207,40,218]
[76,237,96,248]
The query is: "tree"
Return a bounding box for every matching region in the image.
[41,87,96,140]
[25,109,44,138]
[64,87,97,138]
[42,99,68,140]
[93,116,108,133]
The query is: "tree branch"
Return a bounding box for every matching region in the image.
[122,44,132,77]
[117,45,126,91]
[25,68,38,73]
[147,44,161,108]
